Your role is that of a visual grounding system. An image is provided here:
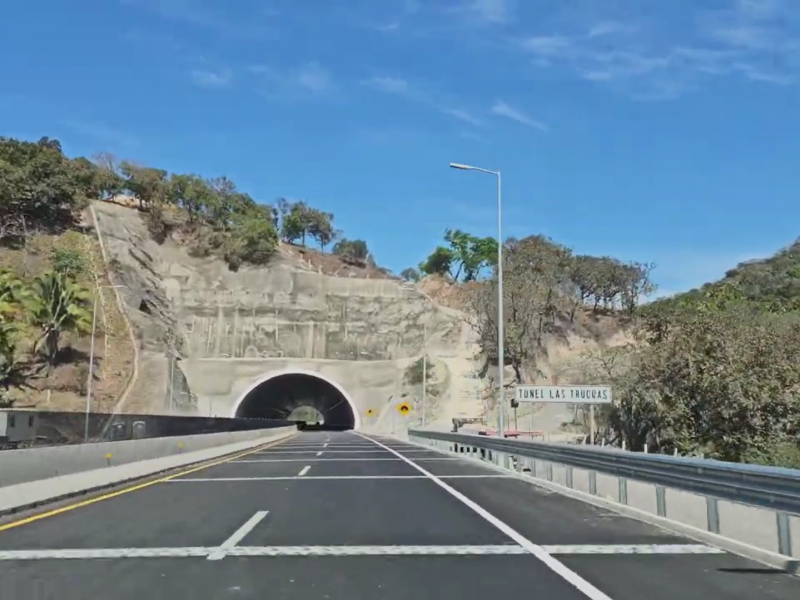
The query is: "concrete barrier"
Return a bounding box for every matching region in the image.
[0,426,297,516]
[12,409,293,445]
[0,426,298,488]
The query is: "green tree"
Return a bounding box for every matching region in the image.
[119,161,168,210]
[223,206,280,270]
[307,209,336,250]
[467,235,572,383]
[405,355,435,385]
[443,228,498,281]
[91,152,125,200]
[419,246,453,278]
[333,238,369,265]
[400,267,420,282]
[0,136,87,237]
[28,271,92,369]
[278,199,310,245]
[51,247,86,278]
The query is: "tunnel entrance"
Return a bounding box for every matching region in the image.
[233,371,360,431]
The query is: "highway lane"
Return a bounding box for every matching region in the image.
[0,431,797,599]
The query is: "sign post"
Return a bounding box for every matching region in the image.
[514,385,612,444]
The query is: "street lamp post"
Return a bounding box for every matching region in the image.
[85,284,124,441]
[421,322,427,428]
[449,162,504,437]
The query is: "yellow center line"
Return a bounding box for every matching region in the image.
[0,434,296,533]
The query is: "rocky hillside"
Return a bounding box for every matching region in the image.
[11,133,795,466]
[1,135,452,416]
[0,134,651,425]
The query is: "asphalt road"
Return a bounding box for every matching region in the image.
[0,431,797,599]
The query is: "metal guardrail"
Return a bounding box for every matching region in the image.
[411,430,800,563]
[410,430,800,515]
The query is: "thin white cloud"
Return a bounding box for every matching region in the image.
[377,22,401,32]
[460,130,482,141]
[468,0,515,24]
[490,100,547,131]
[363,76,482,126]
[445,0,515,26]
[294,63,332,92]
[588,21,637,38]
[366,76,409,94]
[515,1,800,100]
[190,68,232,88]
[120,0,275,40]
[443,107,482,126]
[250,62,334,96]
[404,0,421,14]
[59,120,140,148]
[737,0,782,20]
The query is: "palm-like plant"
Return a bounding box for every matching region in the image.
[28,271,92,369]
[0,269,31,321]
[0,320,26,401]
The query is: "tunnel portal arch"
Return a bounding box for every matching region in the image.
[232,370,362,430]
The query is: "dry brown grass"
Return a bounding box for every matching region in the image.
[279,242,396,280]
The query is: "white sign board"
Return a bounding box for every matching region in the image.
[515,385,612,404]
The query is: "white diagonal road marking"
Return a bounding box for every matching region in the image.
[207,511,268,561]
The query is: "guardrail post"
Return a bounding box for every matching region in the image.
[618,478,628,504]
[566,466,573,488]
[656,485,667,517]
[706,497,720,534]
[546,463,553,482]
[776,512,792,556]
[589,471,597,495]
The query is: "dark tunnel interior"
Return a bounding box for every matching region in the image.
[235,373,357,430]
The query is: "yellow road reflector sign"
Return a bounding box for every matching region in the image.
[396,401,411,415]
[366,409,374,417]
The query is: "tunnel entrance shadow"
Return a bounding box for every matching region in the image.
[295,423,352,432]
[234,372,358,430]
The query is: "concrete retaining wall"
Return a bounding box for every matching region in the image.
[0,426,297,487]
[0,426,297,516]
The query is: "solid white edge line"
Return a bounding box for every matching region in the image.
[298,465,311,477]
[355,433,616,600]
[207,511,269,561]
[0,544,726,561]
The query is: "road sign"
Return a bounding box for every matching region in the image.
[395,401,411,415]
[515,385,612,404]
[365,409,374,417]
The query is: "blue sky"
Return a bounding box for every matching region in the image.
[2,0,800,297]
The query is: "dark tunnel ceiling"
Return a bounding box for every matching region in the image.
[235,373,356,429]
